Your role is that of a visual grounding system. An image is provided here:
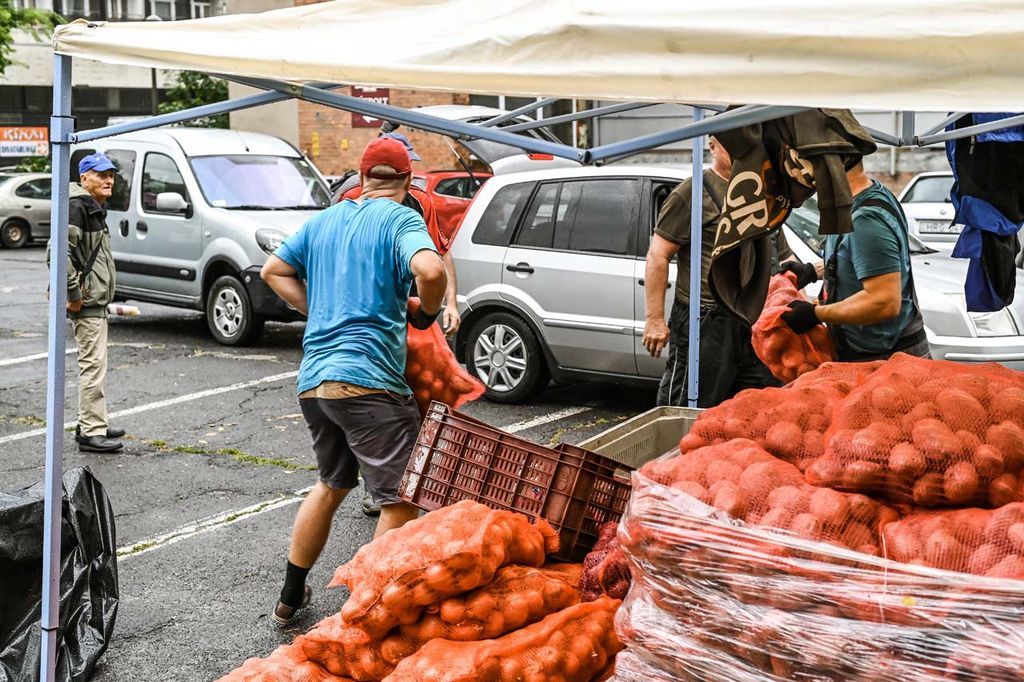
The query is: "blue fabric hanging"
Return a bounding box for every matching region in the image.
[945,113,1024,312]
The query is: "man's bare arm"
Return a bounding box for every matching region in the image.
[260,255,308,316]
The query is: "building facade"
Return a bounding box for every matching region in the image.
[0,1,226,165]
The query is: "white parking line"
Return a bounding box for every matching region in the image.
[0,348,76,368]
[0,370,299,446]
[116,406,593,559]
[501,406,591,433]
[118,486,315,560]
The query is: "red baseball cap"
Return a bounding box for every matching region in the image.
[360,137,411,179]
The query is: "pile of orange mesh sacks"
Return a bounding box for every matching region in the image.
[219,501,622,682]
[611,354,1024,681]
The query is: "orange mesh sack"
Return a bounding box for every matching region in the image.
[751,273,837,383]
[640,439,805,520]
[808,354,1024,506]
[217,645,355,682]
[329,501,558,637]
[881,503,1024,578]
[405,298,484,417]
[382,597,623,682]
[580,521,632,601]
[615,469,1024,682]
[681,385,842,471]
[639,440,895,556]
[679,361,882,471]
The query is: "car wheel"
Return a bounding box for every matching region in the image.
[205,275,265,346]
[0,219,29,249]
[465,312,549,404]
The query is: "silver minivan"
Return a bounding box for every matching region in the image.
[451,166,1024,404]
[72,128,331,345]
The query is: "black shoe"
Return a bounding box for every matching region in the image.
[78,436,123,453]
[76,425,125,442]
[361,491,381,517]
[272,585,312,627]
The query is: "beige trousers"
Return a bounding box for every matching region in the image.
[72,316,108,438]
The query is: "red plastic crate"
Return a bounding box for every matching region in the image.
[399,402,634,561]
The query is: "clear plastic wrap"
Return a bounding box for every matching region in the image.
[614,471,1024,682]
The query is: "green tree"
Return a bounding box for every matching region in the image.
[158,71,229,128]
[0,2,62,76]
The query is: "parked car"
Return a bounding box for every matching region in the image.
[898,171,957,245]
[0,172,52,248]
[422,170,492,237]
[71,128,331,345]
[450,166,1024,403]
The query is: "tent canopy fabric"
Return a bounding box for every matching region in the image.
[53,0,1024,112]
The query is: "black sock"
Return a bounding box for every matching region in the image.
[279,561,310,608]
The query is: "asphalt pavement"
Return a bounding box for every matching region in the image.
[0,245,658,681]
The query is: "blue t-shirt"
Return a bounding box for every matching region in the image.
[824,181,916,355]
[275,198,437,395]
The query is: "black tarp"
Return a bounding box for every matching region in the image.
[0,468,118,682]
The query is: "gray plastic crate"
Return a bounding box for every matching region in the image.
[578,406,702,465]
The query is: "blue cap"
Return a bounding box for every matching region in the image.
[380,132,421,161]
[78,152,116,175]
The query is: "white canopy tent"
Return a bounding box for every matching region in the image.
[37,2,1024,679]
[53,0,1024,111]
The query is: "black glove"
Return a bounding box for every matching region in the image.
[780,300,821,335]
[408,305,440,330]
[780,261,819,289]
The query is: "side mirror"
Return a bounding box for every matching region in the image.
[155,192,190,214]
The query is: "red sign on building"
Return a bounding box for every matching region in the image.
[350,87,391,128]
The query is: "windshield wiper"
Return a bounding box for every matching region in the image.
[264,205,326,210]
[224,204,273,210]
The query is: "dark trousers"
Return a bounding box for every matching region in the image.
[657,302,780,408]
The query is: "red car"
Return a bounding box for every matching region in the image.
[419,170,491,238]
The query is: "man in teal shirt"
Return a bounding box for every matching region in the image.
[261,138,447,626]
[780,162,929,361]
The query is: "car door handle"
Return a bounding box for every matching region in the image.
[637,279,671,289]
[23,205,31,209]
[119,219,129,237]
[136,221,148,234]
[506,263,534,274]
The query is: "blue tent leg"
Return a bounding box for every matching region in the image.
[40,53,72,682]
[686,107,704,408]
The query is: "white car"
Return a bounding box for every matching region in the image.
[898,171,957,245]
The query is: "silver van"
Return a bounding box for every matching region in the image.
[71,128,331,345]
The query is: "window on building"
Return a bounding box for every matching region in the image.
[148,0,174,19]
[13,1,55,10]
[141,153,190,213]
[0,87,25,112]
[59,0,96,19]
[109,0,146,20]
[73,87,111,112]
[190,1,210,18]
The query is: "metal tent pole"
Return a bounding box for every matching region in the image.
[40,53,73,682]
[687,107,704,408]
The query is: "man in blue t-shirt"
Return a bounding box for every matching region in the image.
[260,137,446,626]
[780,161,929,361]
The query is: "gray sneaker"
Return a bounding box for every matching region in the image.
[361,490,381,517]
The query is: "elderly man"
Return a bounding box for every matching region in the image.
[261,137,447,626]
[49,153,125,453]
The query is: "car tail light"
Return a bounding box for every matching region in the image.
[527,153,554,161]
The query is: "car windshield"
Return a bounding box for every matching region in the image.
[787,196,935,257]
[901,175,954,203]
[190,155,330,209]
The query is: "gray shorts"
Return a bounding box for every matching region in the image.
[298,392,420,506]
